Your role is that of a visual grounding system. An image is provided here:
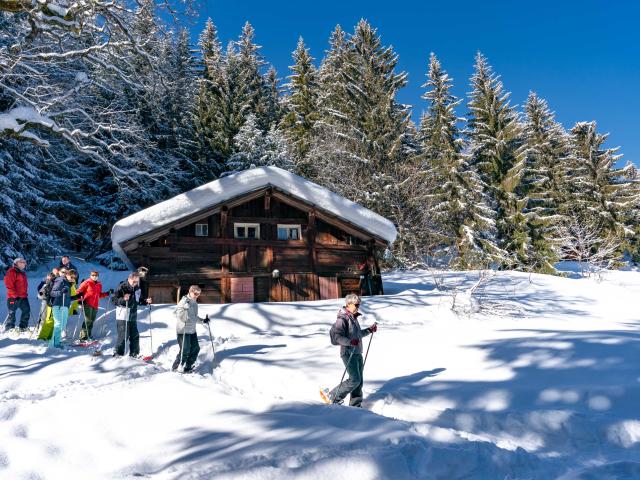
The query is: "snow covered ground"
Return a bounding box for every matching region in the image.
[1,258,640,479]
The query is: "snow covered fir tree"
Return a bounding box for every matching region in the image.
[1,7,639,271]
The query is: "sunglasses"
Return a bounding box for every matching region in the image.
[353,303,361,308]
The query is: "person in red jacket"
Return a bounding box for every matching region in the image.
[3,257,30,332]
[75,271,111,340]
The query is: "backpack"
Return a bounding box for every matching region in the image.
[39,281,54,306]
[329,315,349,346]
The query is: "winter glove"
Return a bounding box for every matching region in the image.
[369,323,378,333]
[350,338,359,346]
[108,289,114,295]
[203,314,210,324]
[61,287,69,294]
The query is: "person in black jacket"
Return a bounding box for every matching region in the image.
[113,271,152,357]
[58,256,78,275]
[137,266,150,303]
[36,269,58,326]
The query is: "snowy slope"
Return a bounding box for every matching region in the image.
[1,261,640,479]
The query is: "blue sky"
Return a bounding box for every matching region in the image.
[190,0,639,166]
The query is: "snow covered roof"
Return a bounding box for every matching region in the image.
[112,167,397,265]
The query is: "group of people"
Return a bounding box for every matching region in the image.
[3,257,211,372]
[3,257,152,354]
[5,256,379,403]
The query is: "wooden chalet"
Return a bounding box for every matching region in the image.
[111,167,397,304]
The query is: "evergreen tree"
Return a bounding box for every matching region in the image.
[263,67,285,130]
[569,121,639,245]
[194,18,226,175]
[0,141,81,268]
[198,22,273,166]
[160,28,198,185]
[281,37,320,175]
[317,25,349,122]
[235,22,271,131]
[466,53,527,267]
[200,18,223,74]
[312,20,411,208]
[418,53,501,268]
[623,161,640,262]
[226,114,293,173]
[520,93,574,272]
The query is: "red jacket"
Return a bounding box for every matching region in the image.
[76,279,109,309]
[4,266,28,298]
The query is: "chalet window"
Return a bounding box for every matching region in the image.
[234,223,260,239]
[277,224,301,241]
[195,223,209,237]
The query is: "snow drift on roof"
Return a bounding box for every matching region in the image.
[112,167,397,264]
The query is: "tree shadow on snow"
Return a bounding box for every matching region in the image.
[138,401,561,479]
[363,328,640,469]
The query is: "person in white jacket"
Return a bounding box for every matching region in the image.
[172,285,209,373]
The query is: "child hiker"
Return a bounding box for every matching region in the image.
[172,285,210,373]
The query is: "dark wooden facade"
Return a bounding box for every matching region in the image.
[120,187,386,304]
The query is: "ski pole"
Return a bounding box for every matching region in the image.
[123,299,129,356]
[73,298,85,341]
[147,305,153,358]
[62,292,67,340]
[335,349,356,402]
[206,320,215,368]
[363,331,374,369]
[29,305,41,340]
[178,326,187,370]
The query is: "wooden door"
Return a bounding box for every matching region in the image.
[319,276,339,300]
[230,277,254,303]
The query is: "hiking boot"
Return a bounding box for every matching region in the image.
[3,325,15,333]
[18,327,30,333]
[182,367,194,374]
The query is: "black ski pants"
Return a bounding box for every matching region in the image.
[116,318,139,356]
[5,297,30,329]
[172,333,200,371]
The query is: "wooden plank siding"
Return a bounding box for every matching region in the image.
[319,276,339,300]
[128,189,387,304]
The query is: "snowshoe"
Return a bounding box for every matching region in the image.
[73,339,99,348]
[319,387,332,405]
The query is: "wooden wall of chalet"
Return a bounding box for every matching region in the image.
[125,191,383,304]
